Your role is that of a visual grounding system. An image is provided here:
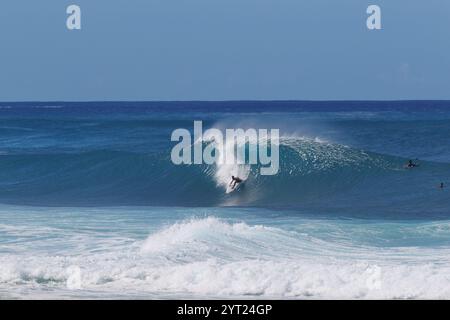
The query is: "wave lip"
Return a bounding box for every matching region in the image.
[140,217,291,262]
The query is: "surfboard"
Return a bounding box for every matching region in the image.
[226,184,236,194]
[226,182,242,194]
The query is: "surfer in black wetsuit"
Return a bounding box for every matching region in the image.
[439,182,444,189]
[406,159,419,168]
[230,176,243,188]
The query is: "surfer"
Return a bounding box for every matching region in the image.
[230,176,243,189]
[439,182,444,189]
[406,159,419,168]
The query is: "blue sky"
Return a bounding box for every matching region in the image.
[0,0,449,101]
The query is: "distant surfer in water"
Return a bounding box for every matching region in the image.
[230,176,243,189]
[406,159,419,168]
[439,182,444,189]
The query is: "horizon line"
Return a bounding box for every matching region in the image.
[1,99,450,104]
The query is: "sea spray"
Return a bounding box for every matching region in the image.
[171,121,280,176]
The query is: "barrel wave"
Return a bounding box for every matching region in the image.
[0,133,449,215]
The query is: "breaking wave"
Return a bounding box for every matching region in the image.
[3,216,450,299]
[0,135,448,211]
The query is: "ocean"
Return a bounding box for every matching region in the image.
[0,101,449,299]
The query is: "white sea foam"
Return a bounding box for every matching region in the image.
[2,216,450,299]
[202,131,251,189]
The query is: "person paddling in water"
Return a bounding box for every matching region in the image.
[230,176,243,189]
[406,159,419,168]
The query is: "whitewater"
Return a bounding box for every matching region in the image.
[0,101,450,299]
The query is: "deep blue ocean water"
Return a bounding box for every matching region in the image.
[1,101,450,299]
